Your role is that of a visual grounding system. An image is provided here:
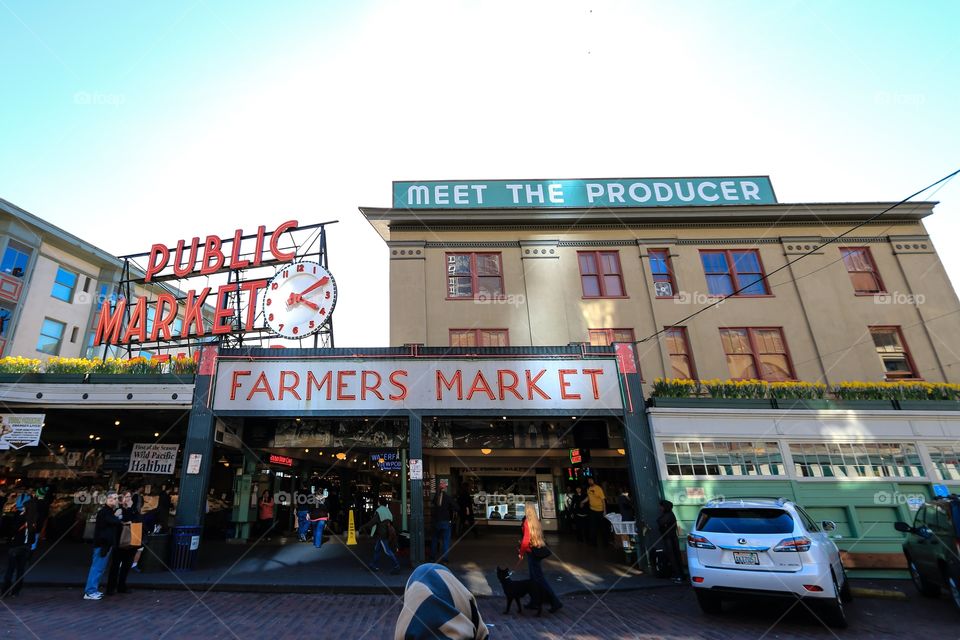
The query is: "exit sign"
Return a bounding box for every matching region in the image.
[269,454,293,467]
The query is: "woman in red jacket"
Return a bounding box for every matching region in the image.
[518,504,562,613]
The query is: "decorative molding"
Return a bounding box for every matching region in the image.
[781,237,826,255]
[557,240,637,247]
[388,240,427,260]
[423,242,518,249]
[888,235,934,255]
[520,240,559,259]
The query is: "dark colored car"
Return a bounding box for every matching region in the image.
[895,496,960,612]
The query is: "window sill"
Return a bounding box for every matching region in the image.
[708,294,776,299]
[581,295,630,301]
[854,292,888,297]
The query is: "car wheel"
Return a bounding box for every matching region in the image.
[908,558,941,597]
[839,562,853,604]
[948,574,960,612]
[820,572,848,629]
[694,589,722,615]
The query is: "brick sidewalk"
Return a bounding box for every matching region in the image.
[1,581,957,639]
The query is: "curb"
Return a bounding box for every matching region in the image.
[850,587,907,600]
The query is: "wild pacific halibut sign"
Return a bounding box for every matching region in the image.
[393,177,776,209]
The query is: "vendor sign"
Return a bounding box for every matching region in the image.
[0,414,44,450]
[128,443,179,475]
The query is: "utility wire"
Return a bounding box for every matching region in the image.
[638,167,960,344]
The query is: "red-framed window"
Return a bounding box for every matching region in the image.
[719,327,794,381]
[664,327,696,379]
[869,326,919,379]
[588,328,635,347]
[578,251,626,298]
[449,329,509,347]
[700,249,770,296]
[648,249,677,298]
[840,247,885,294]
[446,253,504,300]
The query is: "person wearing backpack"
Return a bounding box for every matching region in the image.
[362,497,400,574]
[518,504,562,613]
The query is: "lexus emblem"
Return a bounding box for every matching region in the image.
[738,538,747,545]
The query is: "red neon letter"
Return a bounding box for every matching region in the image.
[525,369,550,400]
[279,370,301,400]
[558,369,581,400]
[582,369,604,400]
[436,370,463,400]
[145,244,169,282]
[212,283,238,335]
[466,371,495,401]
[361,370,384,400]
[389,370,408,400]
[238,279,268,331]
[93,298,127,345]
[306,371,333,401]
[230,370,251,400]
[172,237,200,278]
[269,219,298,263]
[336,370,356,400]
[199,235,225,275]
[182,287,211,337]
[150,293,178,341]
[121,297,149,343]
[246,372,276,401]
[497,369,522,400]
[228,229,251,270]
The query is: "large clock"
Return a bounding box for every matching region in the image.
[263,261,337,339]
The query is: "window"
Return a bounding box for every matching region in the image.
[719,327,794,381]
[577,251,625,298]
[870,326,918,379]
[696,509,794,534]
[449,329,509,347]
[664,327,696,379]
[790,442,923,478]
[648,249,677,297]
[700,249,769,296]
[663,441,784,477]
[446,253,503,299]
[925,444,960,481]
[36,318,66,355]
[588,328,635,347]
[0,242,31,278]
[51,267,77,302]
[0,306,12,337]
[794,506,822,533]
[840,247,884,294]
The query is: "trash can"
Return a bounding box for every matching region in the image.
[140,532,171,573]
[169,525,202,571]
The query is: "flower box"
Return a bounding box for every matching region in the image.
[649,397,775,409]
[87,374,195,385]
[896,400,960,412]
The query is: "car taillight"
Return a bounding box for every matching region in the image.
[774,536,812,552]
[687,534,716,549]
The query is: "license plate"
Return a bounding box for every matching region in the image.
[733,552,760,565]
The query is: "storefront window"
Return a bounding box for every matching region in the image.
[790,442,923,478]
[663,441,784,477]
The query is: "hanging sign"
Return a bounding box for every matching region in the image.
[409,459,423,480]
[186,453,203,474]
[0,414,44,450]
[128,443,179,475]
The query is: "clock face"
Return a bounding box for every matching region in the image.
[262,261,337,339]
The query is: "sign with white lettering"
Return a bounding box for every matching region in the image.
[128,443,179,475]
[393,177,776,209]
[0,414,44,450]
[212,358,623,412]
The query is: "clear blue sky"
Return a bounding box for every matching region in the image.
[1,0,958,346]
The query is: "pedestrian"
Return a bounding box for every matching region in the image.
[106,491,139,595]
[617,486,636,522]
[394,563,489,639]
[572,486,588,542]
[2,492,37,598]
[309,499,328,549]
[518,504,562,613]
[362,497,400,574]
[583,477,607,547]
[431,484,454,563]
[456,483,477,538]
[83,491,123,600]
[34,484,52,543]
[257,489,274,539]
[154,484,171,532]
[296,486,311,542]
[657,499,684,583]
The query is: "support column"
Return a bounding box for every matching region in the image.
[175,348,218,528]
[401,447,408,531]
[408,413,424,567]
[616,343,661,569]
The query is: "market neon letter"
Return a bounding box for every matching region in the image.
[269,220,298,262]
[558,369,581,400]
[94,298,127,345]
[388,370,408,400]
[230,370,252,400]
[436,370,463,400]
[144,244,169,282]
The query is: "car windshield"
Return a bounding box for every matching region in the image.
[697,508,795,534]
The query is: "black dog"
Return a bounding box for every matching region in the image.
[496,566,544,616]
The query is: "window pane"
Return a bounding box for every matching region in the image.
[881,355,912,374]
[612,329,634,343]
[602,275,623,296]
[736,274,768,295]
[726,354,758,379]
[450,331,476,347]
[578,253,598,275]
[447,276,473,298]
[480,330,507,347]
[477,276,503,298]
[871,329,900,351]
[649,251,668,275]
[753,329,785,354]
[671,354,692,379]
[51,283,73,302]
[581,275,601,297]
[600,253,621,275]
[55,267,77,288]
[732,251,761,273]
[701,252,729,274]
[589,330,611,347]
[706,274,734,295]
[759,354,792,381]
[720,329,751,354]
[476,254,501,276]
[850,272,882,293]
[446,254,472,276]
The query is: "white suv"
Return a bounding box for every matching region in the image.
[686,498,852,628]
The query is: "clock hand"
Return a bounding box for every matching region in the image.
[296,276,330,298]
[299,298,320,311]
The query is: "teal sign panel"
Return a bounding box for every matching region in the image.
[392,176,776,210]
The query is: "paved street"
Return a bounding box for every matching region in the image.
[1,581,957,639]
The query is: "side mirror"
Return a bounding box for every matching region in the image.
[894,521,912,533]
[821,520,837,533]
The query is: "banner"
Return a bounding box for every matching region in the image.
[393,177,776,209]
[0,414,44,450]
[127,443,179,475]
[213,358,623,412]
